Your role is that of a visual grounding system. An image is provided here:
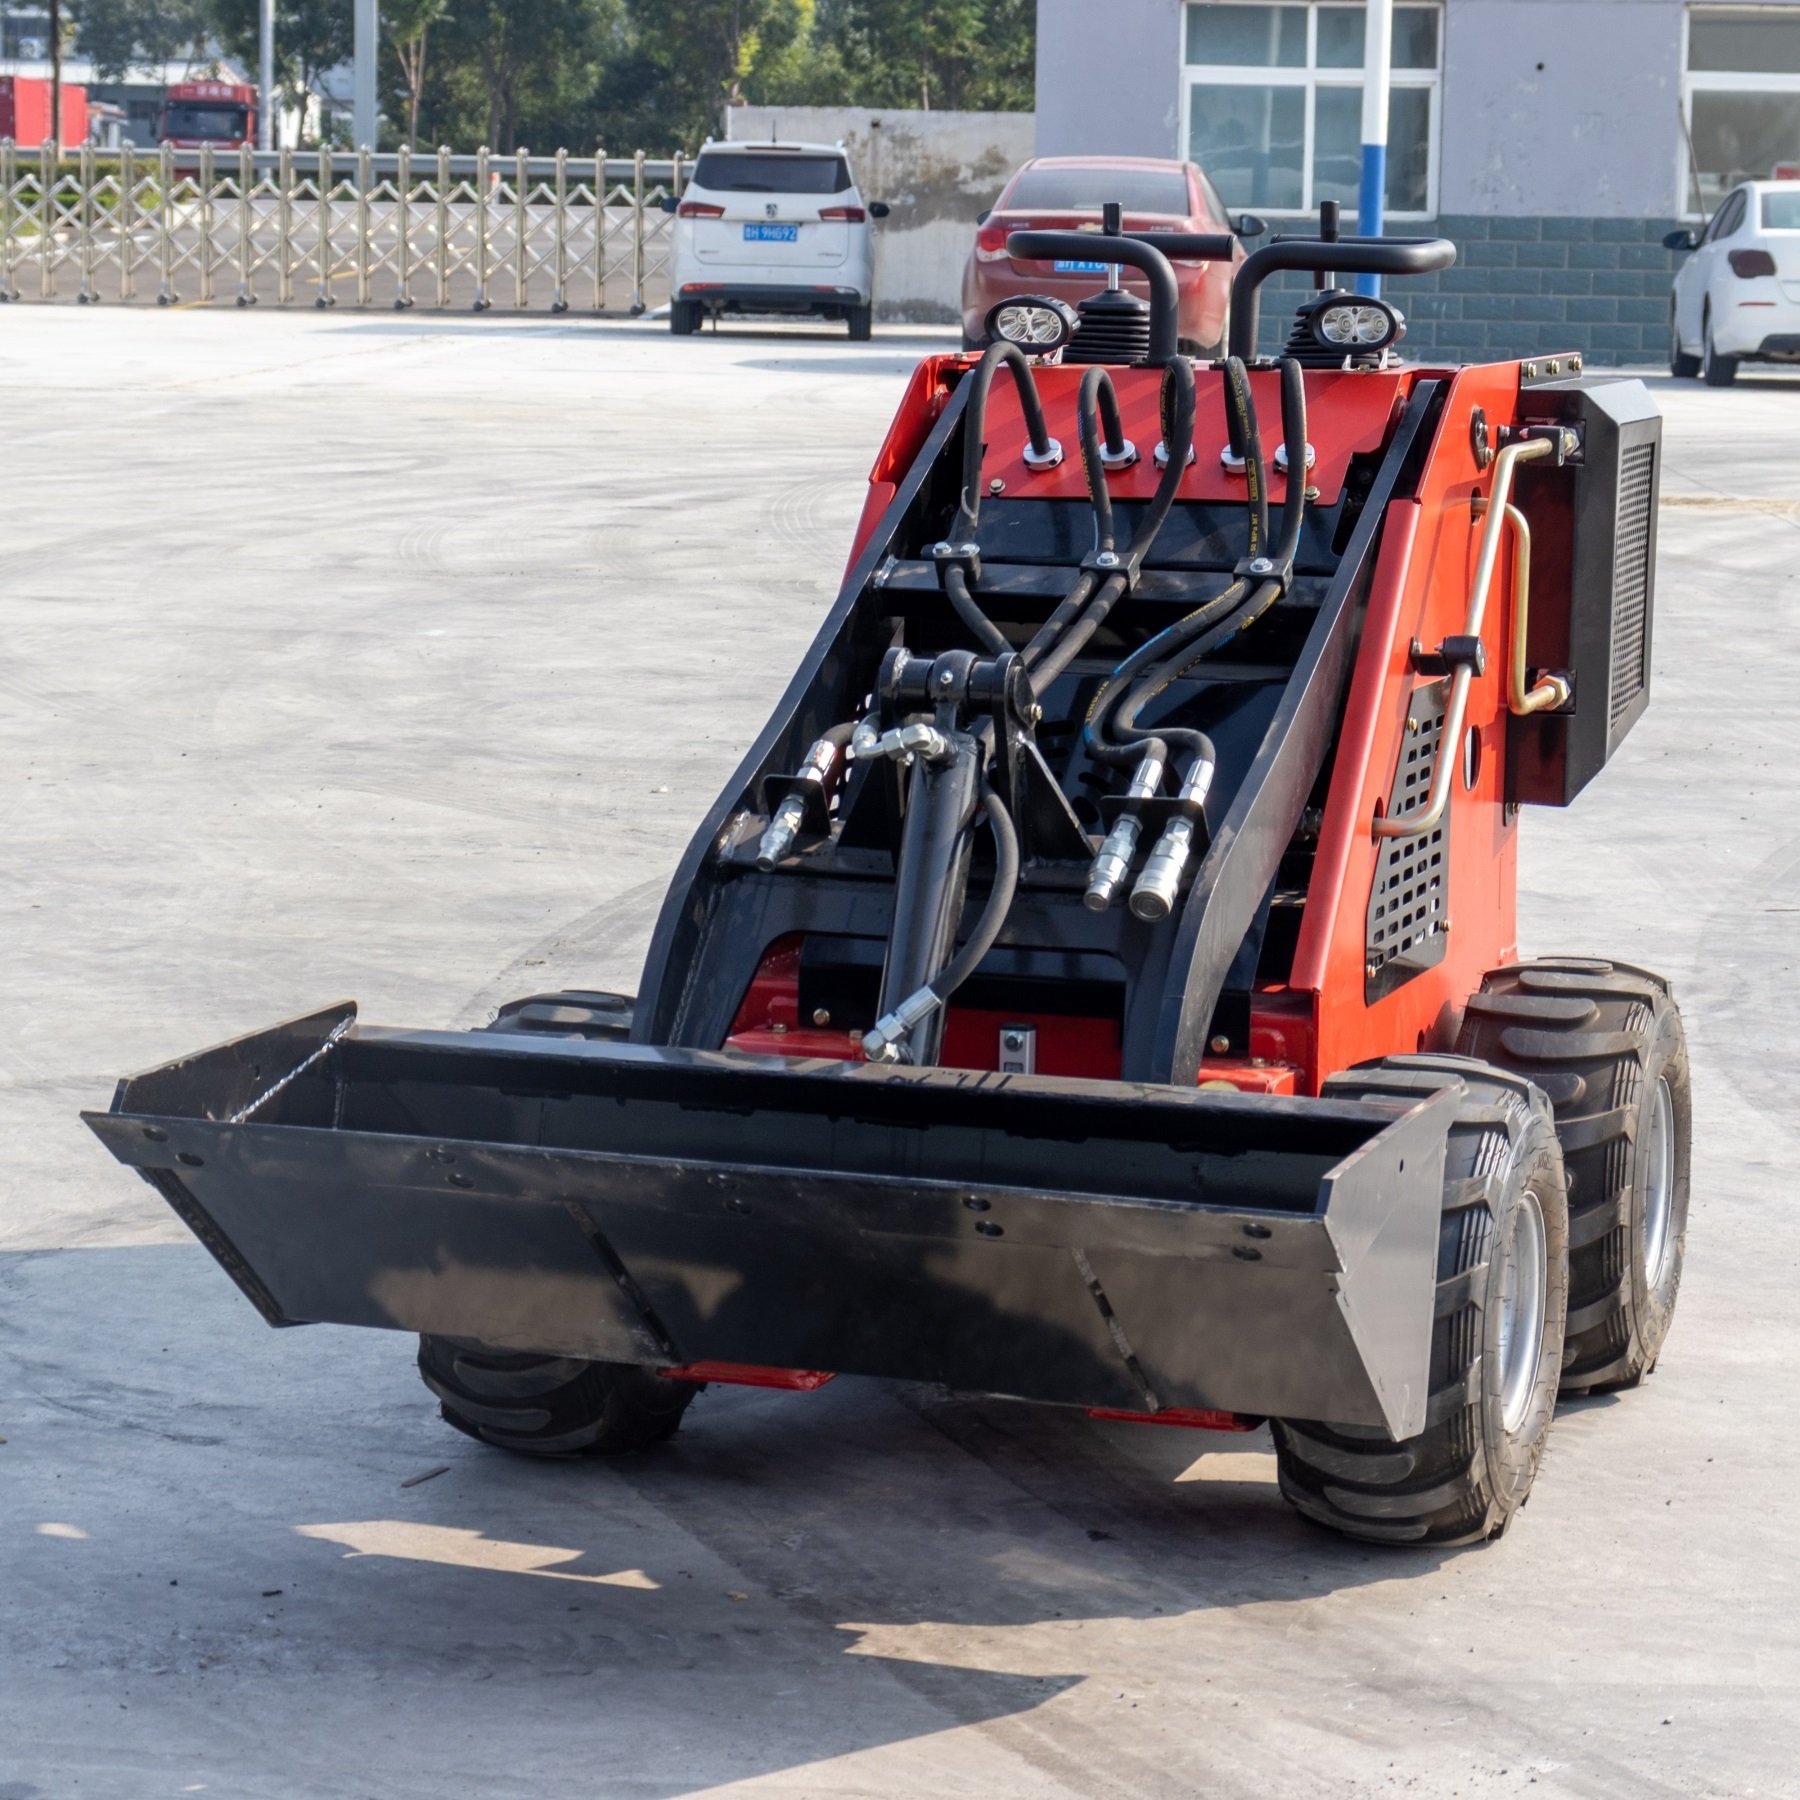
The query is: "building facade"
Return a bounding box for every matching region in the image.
[1037,0,1800,362]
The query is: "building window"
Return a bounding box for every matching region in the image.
[1683,7,1800,215]
[1183,3,1441,220]
[1,9,53,60]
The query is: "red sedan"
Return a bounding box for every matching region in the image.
[961,155,1255,356]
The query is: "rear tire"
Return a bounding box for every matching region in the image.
[1273,1056,1569,1546]
[1702,311,1738,385]
[1457,958,1690,1392]
[418,1336,698,1456]
[846,303,873,341]
[1669,307,1700,378]
[670,299,702,335]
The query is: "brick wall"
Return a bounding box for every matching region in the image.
[1253,215,1686,366]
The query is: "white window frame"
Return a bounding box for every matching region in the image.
[1180,2,1443,221]
[1678,6,1800,219]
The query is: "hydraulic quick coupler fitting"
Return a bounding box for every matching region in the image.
[754,793,809,871]
[755,732,849,870]
[1084,814,1143,913]
[1083,751,1165,912]
[1129,817,1196,921]
[1130,757,1215,922]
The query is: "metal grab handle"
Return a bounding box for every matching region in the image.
[1374,435,1555,840]
[1227,235,1457,362]
[1005,229,1181,364]
[1503,501,1574,716]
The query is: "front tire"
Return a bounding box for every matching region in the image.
[1702,310,1738,385]
[1670,307,1700,378]
[1457,958,1690,1391]
[1274,1056,1569,1546]
[419,1335,698,1456]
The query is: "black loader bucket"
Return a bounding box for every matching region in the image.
[84,1005,1459,1438]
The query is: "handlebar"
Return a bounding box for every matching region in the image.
[1227,236,1457,361]
[1005,230,1233,364]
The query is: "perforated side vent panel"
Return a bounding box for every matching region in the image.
[1609,440,1656,732]
[1366,682,1450,1004]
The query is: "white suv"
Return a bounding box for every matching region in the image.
[667,140,886,339]
[1669,180,1800,384]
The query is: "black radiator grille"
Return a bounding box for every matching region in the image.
[1365,683,1449,1000]
[1609,440,1656,730]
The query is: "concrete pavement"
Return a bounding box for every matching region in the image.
[2,308,1797,1798]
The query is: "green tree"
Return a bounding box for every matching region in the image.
[810,0,1034,112]
[70,0,212,80]
[423,0,611,152]
[208,0,351,143]
[594,0,819,152]
[384,0,447,147]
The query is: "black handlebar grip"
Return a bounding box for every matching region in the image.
[1005,230,1182,364]
[1227,235,1457,361]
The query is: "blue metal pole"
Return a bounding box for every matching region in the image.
[1358,0,1393,296]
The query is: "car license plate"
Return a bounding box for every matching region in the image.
[1054,259,1107,273]
[744,223,800,242]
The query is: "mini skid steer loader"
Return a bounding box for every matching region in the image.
[86,208,1689,1546]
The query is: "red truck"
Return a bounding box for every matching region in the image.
[158,79,257,149]
[0,76,89,146]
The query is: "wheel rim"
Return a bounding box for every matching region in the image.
[1642,1076,1676,1288]
[1496,1188,1548,1435]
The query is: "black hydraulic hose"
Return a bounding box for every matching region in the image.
[1019,568,1098,672]
[943,562,1009,656]
[1098,354,1311,739]
[1271,354,1308,569]
[1080,577,1247,772]
[1028,357,1199,694]
[926,775,1019,1009]
[953,339,1056,540]
[1077,366,1121,555]
[1094,358,1310,738]
[1223,355,1269,549]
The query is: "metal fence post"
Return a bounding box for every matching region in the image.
[236,142,254,305]
[631,148,646,315]
[156,140,175,305]
[118,139,135,301]
[473,144,490,310]
[395,143,412,309]
[38,141,54,300]
[356,143,371,307]
[550,146,568,313]
[435,144,450,308]
[597,149,612,311]
[514,145,529,307]
[197,143,215,303]
[278,145,293,305]
[315,145,333,307]
[0,139,16,303]
[76,140,94,303]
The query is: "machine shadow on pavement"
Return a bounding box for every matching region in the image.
[4,1240,1456,1795]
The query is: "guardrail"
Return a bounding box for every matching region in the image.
[0,143,690,312]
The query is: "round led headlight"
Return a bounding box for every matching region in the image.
[1312,297,1402,354]
[985,294,1080,352]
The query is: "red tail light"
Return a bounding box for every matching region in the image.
[677,200,725,219]
[975,221,1012,262]
[818,205,867,223]
[1730,248,1778,278]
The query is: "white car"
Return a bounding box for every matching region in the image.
[667,140,887,339]
[1668,180,1800,384]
